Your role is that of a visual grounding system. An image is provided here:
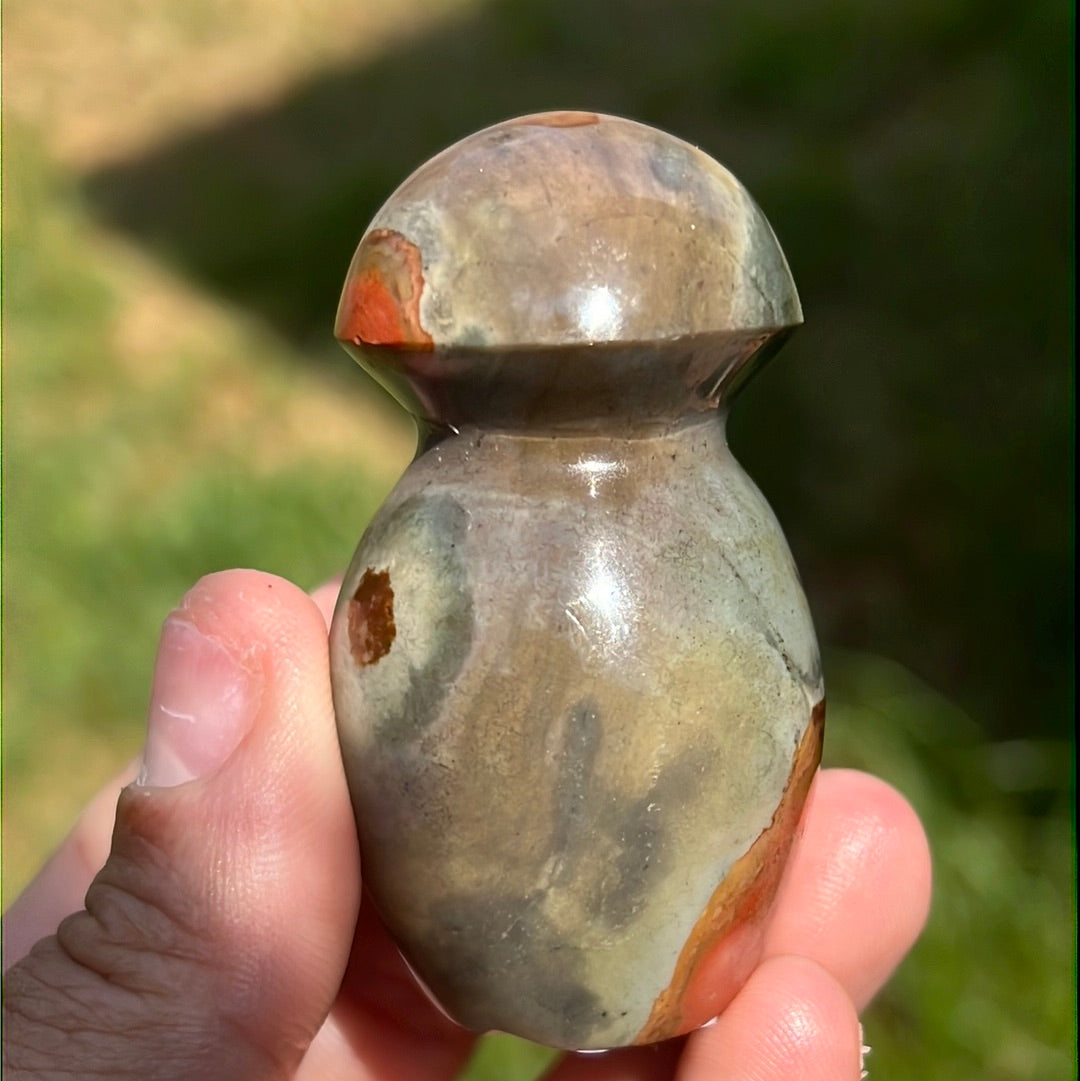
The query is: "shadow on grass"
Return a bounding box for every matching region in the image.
[80,0,1073,742]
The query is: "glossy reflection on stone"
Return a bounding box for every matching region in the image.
[329,113,823,1051]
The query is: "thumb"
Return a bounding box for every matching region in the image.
[2,570,361,1081]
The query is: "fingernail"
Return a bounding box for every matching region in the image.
[138,618,261,787]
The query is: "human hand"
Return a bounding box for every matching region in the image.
[2,570,931,1080]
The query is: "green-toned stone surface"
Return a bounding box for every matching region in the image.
[332,424,821,1048]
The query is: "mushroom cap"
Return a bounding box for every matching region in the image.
[335,112,801,352]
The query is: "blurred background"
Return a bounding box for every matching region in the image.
[1,0,1073,1077]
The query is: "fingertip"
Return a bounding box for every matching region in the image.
[118,568,357,1036]
[829,768,933,926]
[767,768,932,1008]
[3,569,359,1079]
[53,566,357,1071]
[680,954,863,1081]
[176,568,329,645]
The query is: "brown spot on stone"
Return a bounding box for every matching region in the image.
[634,698,825,1044]
[348,568,396,666]
[513,111,601,128]
[335,229,433,349]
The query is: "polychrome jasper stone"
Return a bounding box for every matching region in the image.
[329,111,823,1051]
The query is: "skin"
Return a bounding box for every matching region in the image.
[2,569,932,1080]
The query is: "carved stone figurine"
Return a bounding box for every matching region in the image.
[329,111,824,1051]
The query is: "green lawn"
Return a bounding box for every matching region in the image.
[2,2,1073,1078]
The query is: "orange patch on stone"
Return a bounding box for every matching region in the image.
[348,568,396,666]
[335,229,433,349]
[634,699,825,1044]
[513,111,601,128]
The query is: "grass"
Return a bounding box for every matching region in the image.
[2,121,410,894]
[2,2,1074,1078]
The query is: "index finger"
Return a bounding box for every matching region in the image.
[764,768,932,1009]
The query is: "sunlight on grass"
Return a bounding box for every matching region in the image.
[2,0,483,167]
[1,122,406,901]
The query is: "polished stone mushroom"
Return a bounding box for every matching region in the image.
[330,111,822,1051]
